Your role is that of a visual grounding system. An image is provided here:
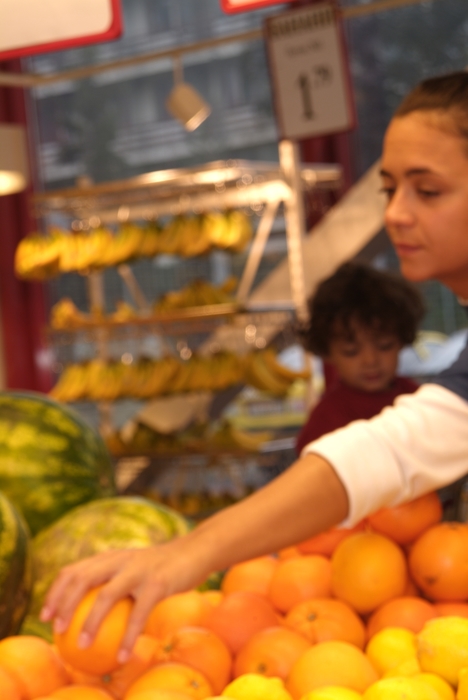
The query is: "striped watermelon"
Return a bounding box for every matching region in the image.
[0,391,116,536]
[28,495,192,621]
[0,491,32,638]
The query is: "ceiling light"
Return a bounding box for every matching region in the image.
[0,124,29,195]
[166,56,211,132]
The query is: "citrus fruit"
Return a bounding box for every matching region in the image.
[331,532,407,614]
[362,676,440,700]
[54,586,133,675]
[268,556,332,613]
[0,635,69,699]
[365,627,417,675]
[125,662,213,700]
[416,615,468,686]
[221,556,278,597]
[233,626,310,680]
[286,640,379,698]
[300,688,362,700]
[222,673,293,700]
[366,596,437,638]
[408,522,468,601]
[367,492,442,545]
[284,598,366,649]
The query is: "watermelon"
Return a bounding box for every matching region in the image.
[0,491,32,638]
[0,391,116,536]
[28,495,192,620]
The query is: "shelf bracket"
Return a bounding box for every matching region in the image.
[235,200,279,306]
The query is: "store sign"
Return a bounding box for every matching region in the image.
[265,3,355,140]
[0,0,123,60]
[220,0,286,13]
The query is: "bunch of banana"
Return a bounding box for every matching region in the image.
[245,348,311,396]
[50,298,91,329]
[139,222,162,258]
[49,363,90,402]
[203,209,252,252]
[109,301,137,323]
[178,215,212,257]
[99,223,145,267]
[207,419,273,452]
[15,231,63,280]
[154,276,238,313]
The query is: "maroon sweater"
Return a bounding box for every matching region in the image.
[296,376,419,456]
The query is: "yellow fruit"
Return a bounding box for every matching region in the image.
[300,688,363,700]
[457,667,468,700]
[222,674,293,700]
[365,627,417,675]
[383,657,420,678]
[413,673,455,700]
[362,676,441,700]
[416,616,468,686]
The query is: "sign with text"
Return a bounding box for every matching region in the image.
[220,0,286,13]
[265,3,355,140]
[0,0,123,60]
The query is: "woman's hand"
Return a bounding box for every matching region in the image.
[40,535,209,663]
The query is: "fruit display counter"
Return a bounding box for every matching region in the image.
[1,465,468,700]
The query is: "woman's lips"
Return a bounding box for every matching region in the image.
[394,243,421,255]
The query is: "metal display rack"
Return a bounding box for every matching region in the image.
[36,141,341,503]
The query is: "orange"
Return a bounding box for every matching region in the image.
[367,492,442,545]
[204,591,278,655]
[125,661,213,700]
[50,686,114,699]
[0,665,21,700]
[153,626,232,694]
[268,556,332,613]
[331,532,408,614]
[297,521,366,557]
[366,596,437,639]
[65,634,159,700]
[284,598,366,649]
[121,693,193,700]
[408,522,468,601]
[200,591,223,608]
[233,626,310,680]
[221,556,278,597]
[434,602,468,618]
[286,640,379,699]
[277,546,302,560]
[0,635,69,699]
[144,591,213,639]
[54,586,133,676]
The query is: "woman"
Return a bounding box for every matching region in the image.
[41,72,468,662]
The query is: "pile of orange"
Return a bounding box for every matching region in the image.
[4,491,468,699]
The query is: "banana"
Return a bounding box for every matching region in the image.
[245,351,292,395]
[139,222,161,258]
[49,363,89,402]
[202,211,231,249]
[230,425,273,452]
[144,356,180,397]
[50,298,90,329]
[158,216,187,256]
[180,215,212,257]
[261,348,311,383]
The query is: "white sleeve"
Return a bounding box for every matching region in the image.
[301,383,468,526]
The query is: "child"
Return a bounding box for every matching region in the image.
[296,261,425,455]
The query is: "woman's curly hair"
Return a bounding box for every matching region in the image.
[298,261,425,357]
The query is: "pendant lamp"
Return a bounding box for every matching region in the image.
[165,56,211,132]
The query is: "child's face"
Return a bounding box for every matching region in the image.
[326,323,402,393]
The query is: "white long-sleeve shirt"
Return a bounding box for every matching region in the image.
[301,333,468,526]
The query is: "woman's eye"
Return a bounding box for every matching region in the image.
[379,187,395,199]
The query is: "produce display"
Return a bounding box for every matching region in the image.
[49,348,310,403]
[105,419,273,457]
[14,210,253,280]
[50,277,240,330]
[2,489,468,699]
[0,392,116,535]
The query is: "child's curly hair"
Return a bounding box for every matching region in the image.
[298,261,425,357]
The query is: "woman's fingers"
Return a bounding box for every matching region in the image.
[116,581,167,662]
[40,549,143,631]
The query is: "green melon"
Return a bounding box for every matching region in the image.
[0,391,116,536]
[0,491,32,638]
[28,495,192,621]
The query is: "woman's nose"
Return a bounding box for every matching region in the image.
[384,188,415,228]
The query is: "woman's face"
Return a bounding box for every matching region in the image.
[381,111,468,297]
